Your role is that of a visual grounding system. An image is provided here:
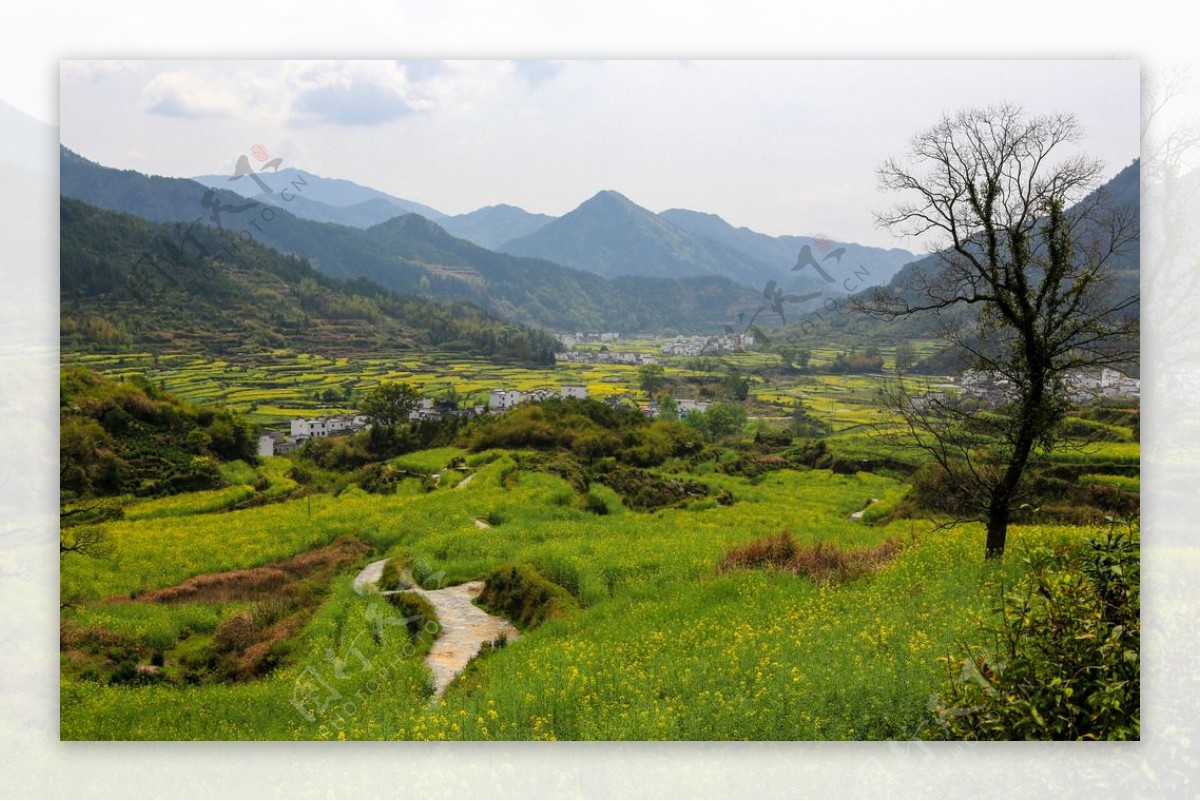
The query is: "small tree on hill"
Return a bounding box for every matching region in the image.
[361,382,421,430]
[639,364,666,395]
[855,105,1138,558]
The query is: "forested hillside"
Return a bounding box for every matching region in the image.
[60,197,559,364]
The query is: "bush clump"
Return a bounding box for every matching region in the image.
[579,492,609,515]
[933,527,1140,740]
[385,591,441,651]
[378,559,407,592]
[477,564,578,629]
[718,530,902,584]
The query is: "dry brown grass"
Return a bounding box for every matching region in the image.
[72,538,372,684]
[123,538,369,605]
[719,530,902,584]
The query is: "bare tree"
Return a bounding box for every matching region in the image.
[60,524,115,560]
[855,105,1139,558]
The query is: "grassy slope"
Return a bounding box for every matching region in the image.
[61,451,1102,740]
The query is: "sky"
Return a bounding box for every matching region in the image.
[58,59,1140,250]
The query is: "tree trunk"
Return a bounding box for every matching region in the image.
[983,343,1047,560]
[985,503,1009,559]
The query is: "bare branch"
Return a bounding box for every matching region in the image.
[60,525,115,561]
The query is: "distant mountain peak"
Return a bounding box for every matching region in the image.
[438,203,555,249]
[585,189,635,205]
[500,189,783,284]
[370,211,453,240]
[560,189,658,226]
[191,165,445,221]
[477,202,531,213]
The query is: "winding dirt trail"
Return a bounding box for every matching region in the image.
[849,498,881,521]
[352,559,387,594]
[409,580,519,698]
[351,560,519,698]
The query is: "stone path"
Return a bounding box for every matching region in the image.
[350,559,519,699]
[849,498,881,521]
[352,558,388,594]
[456,472,475,489]
[410,580,519,698]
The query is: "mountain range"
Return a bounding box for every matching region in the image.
[190,162,914,294]
[440,204,555,249]
[659,208,915,288]
[62,148,768,334]
[498,189,789,286]
[193,166,447,221]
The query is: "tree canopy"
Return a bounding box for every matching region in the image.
[361,382,421,429]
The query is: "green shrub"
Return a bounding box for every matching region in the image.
[477,564,578,629]
[378,559,406,592]
[384,591,441,655]
[358,462,402,495]
[579,492,609,516]
[590,462,710,511]
[933,527,1139,740]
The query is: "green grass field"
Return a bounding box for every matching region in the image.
[59,340,1139,741]
[61,451,1111,740]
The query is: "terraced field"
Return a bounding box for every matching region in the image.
[61,350,655,427]
[61,448,1109,740]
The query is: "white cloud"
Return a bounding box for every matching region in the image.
[141,69,245,118]
[286,61,425,127]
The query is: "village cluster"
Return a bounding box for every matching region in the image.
[255,353,1135,458]
[255,379,718,457]
[658,334,756,357]
[959,367,1141,404]
[254,378,715,460]
[554,350,658,366]
[553,332,754,362]
[554,331,625,347]
[912,367,1141,410]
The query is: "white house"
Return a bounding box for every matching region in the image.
[488,389,523,411]
[290,414,369,439]
[291,417,330,438]
[258,430,300,456]
[409,398,440,422]
[676,398,711,415]
[560,384,588,400]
